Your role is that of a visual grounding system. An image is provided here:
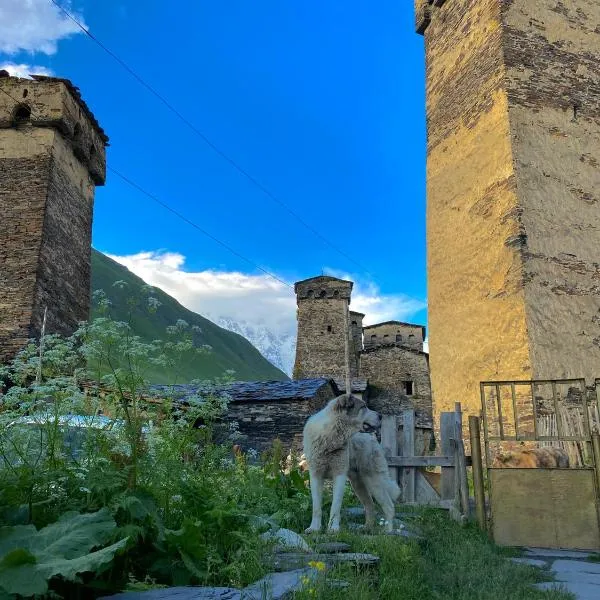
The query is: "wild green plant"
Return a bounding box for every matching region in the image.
[0,286,312,596]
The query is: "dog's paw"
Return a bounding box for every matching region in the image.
[327,524,340,533]
[304,526,321,534]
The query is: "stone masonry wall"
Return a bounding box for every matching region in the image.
[216,384,336,454]
[0,147,52,363]
[502,0,600,382]
[363,322,424,351]
[419,0,533,422]
[360,344,432,421]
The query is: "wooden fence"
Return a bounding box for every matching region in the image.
[382,403,471,521]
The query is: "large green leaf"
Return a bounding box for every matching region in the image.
[0,509,128,597]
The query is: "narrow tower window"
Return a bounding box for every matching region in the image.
[13,104,31,124]
[327,325,332,333]
[404,381,414,395]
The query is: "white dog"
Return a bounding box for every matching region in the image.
[303,393,400,533]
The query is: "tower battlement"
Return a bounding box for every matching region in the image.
[0,75,108,184]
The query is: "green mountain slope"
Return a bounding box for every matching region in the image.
[91,249,288,383]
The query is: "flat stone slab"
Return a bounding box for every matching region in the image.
[100,587,241,600]
[314,542,351,553]
[552,560,600,575]
[241,568,313,600]
[534,581,600,600]
[525,547,594,560]
[510,558,547,568]
[261,528,312,553]
[271,552,380,572]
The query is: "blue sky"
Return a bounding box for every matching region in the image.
[1,0,427,363]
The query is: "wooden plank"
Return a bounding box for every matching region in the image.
[415,470,441,505]
[402,409,416,503]
[388,455,454,467]
[440,412,455,500]
[469,416,487,532]
[380,415,398,484]
[490,469,600,550]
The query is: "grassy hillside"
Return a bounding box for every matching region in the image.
[91,249,288,383]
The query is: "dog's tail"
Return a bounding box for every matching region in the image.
[386,478,401,503]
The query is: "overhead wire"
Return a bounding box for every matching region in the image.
[48,0,378,281]
[0,84,292,289]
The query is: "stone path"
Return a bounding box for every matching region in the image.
[509,547,600,600]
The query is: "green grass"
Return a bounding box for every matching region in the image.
[91,249,288,383]
[293,509,574,600]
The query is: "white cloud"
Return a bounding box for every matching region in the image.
[103,251,427,339]
[323,268,427,327]
[0,63,54,78]
[0,0,85,55]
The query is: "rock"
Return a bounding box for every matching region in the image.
[314,542,351,553]
[525,547,593,560]
[343,507,365,519]
[99,587,241,599]
[261,528,312,553]
[510,558,547,568]
[534,581,600,600]
[551,560,600,575]
[271,552,380,572]
[241,568,313,600]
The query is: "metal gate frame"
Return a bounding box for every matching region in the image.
[479,378,600,549]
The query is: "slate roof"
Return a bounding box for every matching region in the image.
[148,378,335,404]
[332,377,369,393]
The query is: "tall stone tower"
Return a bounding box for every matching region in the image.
[416,1,600,417]
[0,74,108,364]
[293,276,354,380]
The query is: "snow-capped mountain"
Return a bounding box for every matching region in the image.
[213,316,296,377]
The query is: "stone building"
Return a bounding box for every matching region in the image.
[0,73,107,364]
[415,1,600,421]
[293,275,432,423]
[150,379,339,454]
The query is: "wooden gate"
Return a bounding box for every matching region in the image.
[479,378,600,550]
[382,405,471,521]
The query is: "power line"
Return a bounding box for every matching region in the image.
[48,0,378,280]
[107,166,293,288]
[0,84,292,289]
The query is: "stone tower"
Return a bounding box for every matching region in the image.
[293,276,354,380]
[416,1,600,418]
[0,74,108,364]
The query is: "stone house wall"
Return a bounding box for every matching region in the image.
[363,322,425,352]
[215,382,336,454]
[360,344,432,422]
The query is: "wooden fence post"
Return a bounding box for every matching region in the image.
[454,403,470,518]
[440,412,455,501]
[402,409,416,503]
[381,415,399,485]
[469,415,487,531]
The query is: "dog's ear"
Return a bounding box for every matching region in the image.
[334,394,355,412]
